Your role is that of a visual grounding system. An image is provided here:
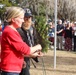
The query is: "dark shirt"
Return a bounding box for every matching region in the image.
[57,24,64,36]
[64,27,72,38]
[17,26,39,63]
[16,27,32,68]
[16,27,30,46]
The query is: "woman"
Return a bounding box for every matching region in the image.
[1,7,42,75]
[64,22,72,51]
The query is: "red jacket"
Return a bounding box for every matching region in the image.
[1,26,30,73]
[0,35,2,70]
[0,52,1,70]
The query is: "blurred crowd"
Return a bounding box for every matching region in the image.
[48,19,76,51]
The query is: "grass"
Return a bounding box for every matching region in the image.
[30,50,76,75]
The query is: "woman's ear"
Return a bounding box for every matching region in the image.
[11,18,15,23]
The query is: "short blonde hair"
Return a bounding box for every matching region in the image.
[6,6,25,22]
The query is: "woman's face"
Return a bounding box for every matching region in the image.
[12,14,24,28]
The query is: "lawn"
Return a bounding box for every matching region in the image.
[30,50,76,75]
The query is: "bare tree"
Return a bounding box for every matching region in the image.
[57,0,76,21]
[20,0,76,21]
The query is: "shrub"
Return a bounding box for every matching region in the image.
[35,16,49,52]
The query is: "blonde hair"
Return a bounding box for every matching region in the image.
[6,6,25,22]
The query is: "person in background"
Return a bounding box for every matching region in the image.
[48,21,54,47]
[1,7,43,75]
[73,22,76,51]
[57,19,64,50]
[17,11,39,75]
[64,22,72,51]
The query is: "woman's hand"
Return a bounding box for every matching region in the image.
[31,51,43,58]
[30,44,42,54]
[35,44,42,51]
[24,44,43,57]
[24,51,43,58]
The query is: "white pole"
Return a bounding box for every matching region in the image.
[54,0,57,69]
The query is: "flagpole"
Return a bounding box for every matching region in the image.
[54,0,57,69]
